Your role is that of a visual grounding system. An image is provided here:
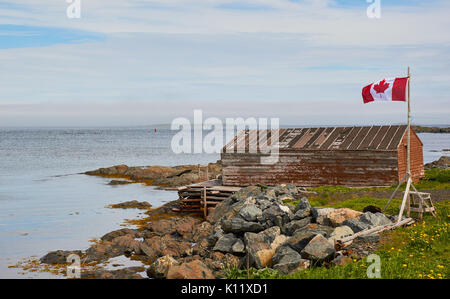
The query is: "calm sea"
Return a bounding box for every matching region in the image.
[0,126,448,278]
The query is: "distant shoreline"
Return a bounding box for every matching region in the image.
[413,126,450,133]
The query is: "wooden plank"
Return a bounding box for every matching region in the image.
[368,125,390,150]
[358,126,381,150]
[377,125,398,150]
[347,126,371,150]
[339,127,361,150]
[320,127,344,149]
[303,128,325,149]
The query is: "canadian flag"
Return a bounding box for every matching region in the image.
[362,77,409,104]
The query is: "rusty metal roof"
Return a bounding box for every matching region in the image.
[223,125,413,152]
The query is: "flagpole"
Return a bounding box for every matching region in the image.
[397,67,412,223]
[407,66,411,178]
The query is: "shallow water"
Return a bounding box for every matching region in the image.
[0,127,447,278]
[0,126,218,278]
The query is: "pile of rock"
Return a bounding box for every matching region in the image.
[205,185,393,275]
[40,184,394,278]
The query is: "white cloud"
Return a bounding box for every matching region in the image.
[0,1,449,126]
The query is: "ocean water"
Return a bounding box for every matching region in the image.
[0,127,448,278]
[0,126,219,278]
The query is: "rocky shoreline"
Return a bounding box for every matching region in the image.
[413,125,450,134]
[38,184,405,279]
[84,162,222,189]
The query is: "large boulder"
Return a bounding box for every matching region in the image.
[167,260,215,279]
[293,196,312,220]
[287,230,318,253]
[101,228,141,242]
[147,255,180,278]
[143,235,192,258]
[342,218,370,233]
[293,208,311,220]
[324,208,362,227]
[221,217,264,234]
[281,217,312,236]
[262,204,293,227]
[295,196,311,211]
[239,204,263,222]
[272,245,310,274]
[311,208,362,227]
[213,233,245,254]
[311,207,335,225]
[243,227,288,268]
[145,217,200,238]
[230,186,264,202]
[301,234,336,261]
[40,250,82,265]
[272,245,300,265]
[359,212,392,227]
[191,221,214,243]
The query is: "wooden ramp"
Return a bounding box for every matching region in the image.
[174,179,242,219]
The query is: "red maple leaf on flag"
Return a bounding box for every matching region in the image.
[373,80,390,94]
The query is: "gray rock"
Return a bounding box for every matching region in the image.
[294,197,311,212]
[207,198,234,223]
[231,186,263,202]
[221,218,264,234]
[301,234,336,261]
[239,204,263,222]
[342,218,370,233]
[257,199,272,211]
[292,224,334,238]
[359,212,392,227]
[281,217,312,236]
[243,227,283,269]
[293,208,311,220]
[213,233,237,252]
[311,207,335,225]
[287,230,318,253]
[231,239,246,253]
[40,250,81,265]
[273,244,311,274]
[272,245,301,265]
[213,233,246,254]
[207,228,224,246]
[262,205,292,227]
[243,226,281,247]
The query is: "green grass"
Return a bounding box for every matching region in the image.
[227,199,449,279]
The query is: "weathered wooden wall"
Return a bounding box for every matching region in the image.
[222,150,400,187]
[397,128,425,182]
[221,126,425,187]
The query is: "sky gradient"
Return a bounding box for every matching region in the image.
[0,0,449,126]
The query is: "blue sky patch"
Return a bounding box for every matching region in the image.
[0,24,105,49]
[216,2,275,11]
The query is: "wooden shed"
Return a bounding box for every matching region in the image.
[221,125,424,187]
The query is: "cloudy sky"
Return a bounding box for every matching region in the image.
[0,0,449,127]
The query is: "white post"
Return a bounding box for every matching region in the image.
[407,66,411,178]
[397,67,412,223]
